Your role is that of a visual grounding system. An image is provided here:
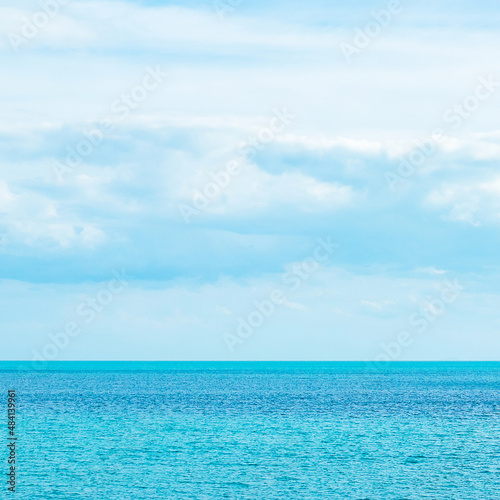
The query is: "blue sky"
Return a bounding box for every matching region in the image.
[1,0,500,361]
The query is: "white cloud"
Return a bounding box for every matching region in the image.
[425,176,500,226]
[0,2,336,52]
[282,299,308,311]
[0,180,16,213]
[0,179,106,250]
[176,163,355,217]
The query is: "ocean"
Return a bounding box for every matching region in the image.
[1,362,499,499]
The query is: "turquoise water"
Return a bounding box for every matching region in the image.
[1,362,500,499]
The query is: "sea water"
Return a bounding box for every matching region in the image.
[1,362,499,499]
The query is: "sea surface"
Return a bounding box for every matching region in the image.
[1,362,499,499]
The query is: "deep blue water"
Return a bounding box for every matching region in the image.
[1,362,500,499]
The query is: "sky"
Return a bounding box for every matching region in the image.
[1,0,500,361]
